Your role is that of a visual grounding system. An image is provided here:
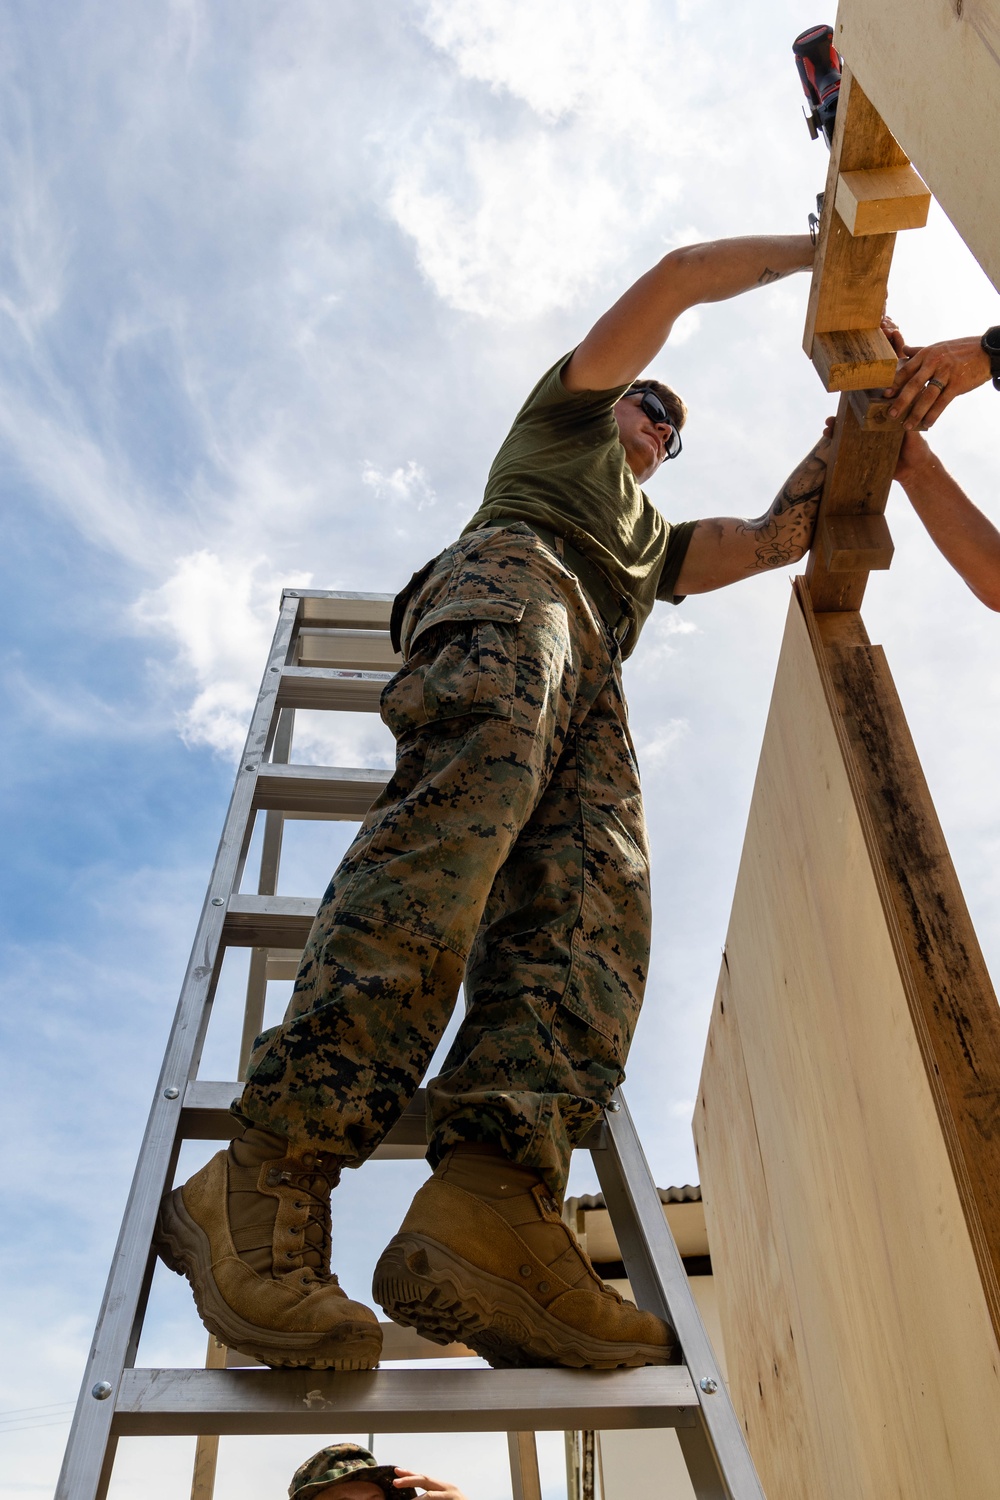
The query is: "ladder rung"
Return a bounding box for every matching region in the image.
[222,1324,476,1364]
[277,666,391,712]
[179,1082,607,1156]
[223,896,318,948]
[254,764,388,819]
[299,595,394,630]
[180,1081,427,1156]
[111,1366,698,1437]
[297,629,401,670]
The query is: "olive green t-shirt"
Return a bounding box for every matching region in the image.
[462,352,696,656]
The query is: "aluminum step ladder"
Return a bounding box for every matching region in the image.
[56,588,765,1500]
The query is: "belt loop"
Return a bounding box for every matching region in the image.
[552,534,565,560]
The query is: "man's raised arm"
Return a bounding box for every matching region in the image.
[893,433,1000,610]
[563,235,814,392]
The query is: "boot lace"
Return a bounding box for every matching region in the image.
[276,1154,340,1277]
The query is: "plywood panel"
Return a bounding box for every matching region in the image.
[693,973,823,1500]
[837,0,1000,291]
[695,588,1000,1500]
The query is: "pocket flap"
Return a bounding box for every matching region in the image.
[410,596,526,651]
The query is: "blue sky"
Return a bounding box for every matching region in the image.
[2,3,999,1497]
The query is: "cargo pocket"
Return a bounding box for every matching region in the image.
[380,596,526,740]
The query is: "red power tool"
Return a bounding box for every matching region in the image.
[793,24,842,147]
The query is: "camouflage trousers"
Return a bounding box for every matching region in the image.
[238,523,652,1197]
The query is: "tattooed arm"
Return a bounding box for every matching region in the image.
[564,236,814,392]
[674,424,833,595]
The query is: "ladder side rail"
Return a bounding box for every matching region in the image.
[507,1432,543,1500]
[194,705,297,1500]
[237,707,294,1078]
[592,1092,765,1500]
[55,591,301,1500]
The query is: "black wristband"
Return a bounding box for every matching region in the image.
[982,326,1000,390]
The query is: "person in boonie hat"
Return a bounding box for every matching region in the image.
[289,1441,468,1500]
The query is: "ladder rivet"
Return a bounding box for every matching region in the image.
[163,1087,180,1100]
[211,898,225,906]
[91,1381,113,1401]
[699,1377,719,1395]
[608,1101,621,1113]
[270,666,279,672]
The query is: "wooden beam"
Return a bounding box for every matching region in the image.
[835,165,930,236]
[804,68,908,382]
[818,512,893,573]
[845,387,902,432]
[811,329,897,391]
[805,394,902,612]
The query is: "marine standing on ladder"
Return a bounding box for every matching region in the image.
[157,231,829,1372]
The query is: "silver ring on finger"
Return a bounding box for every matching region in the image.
[927,377,947,391]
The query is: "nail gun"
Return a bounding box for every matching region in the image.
[792,24,842,241]
[793,23,842,147]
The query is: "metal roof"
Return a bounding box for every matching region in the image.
[567,1183,702,1212]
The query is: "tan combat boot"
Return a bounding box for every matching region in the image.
[372,1146,674,1370]
[154,1127,382,1370]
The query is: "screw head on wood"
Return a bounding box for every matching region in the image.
[91,1381,113,1400]
[699,1377,719,1394]
[163,1086,180,1100]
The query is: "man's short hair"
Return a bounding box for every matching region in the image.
[627,378,688,431]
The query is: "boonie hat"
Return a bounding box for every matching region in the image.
[289,1442,418,1500]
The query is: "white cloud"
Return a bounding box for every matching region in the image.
[133,550,312,758]
[362,457,438,512]
[388,127,672,322]
[383,0,738,321]
[417,0,718,137]
[637,717,690,771]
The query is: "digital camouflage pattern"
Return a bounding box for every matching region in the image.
[288,1442,417,1500]
[238,523,652,1199]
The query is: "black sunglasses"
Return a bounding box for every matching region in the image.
[628,387,683,460]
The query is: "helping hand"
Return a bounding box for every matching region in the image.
[392,1470,469,1500]
[881,317,991,430]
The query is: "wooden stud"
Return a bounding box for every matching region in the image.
[835,165,930,236]
[811,328,898,391]
[819,513,894,573]
[805,394,902,612]
[846,387,901,432]
[804,69,908,353]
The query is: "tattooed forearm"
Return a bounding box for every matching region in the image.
[757,266,790,285]
[736,443,828,571]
